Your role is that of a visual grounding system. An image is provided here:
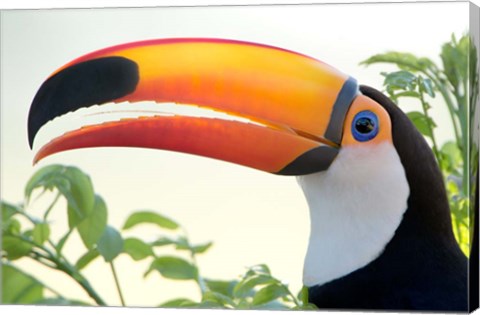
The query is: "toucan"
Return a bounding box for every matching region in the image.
[27,38,468,311]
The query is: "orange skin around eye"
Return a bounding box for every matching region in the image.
[341,95,393,147]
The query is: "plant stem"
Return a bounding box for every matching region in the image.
[44,192,61,221]
[30,250,57,268]
[110,261,126,306]
[301,286,310,307]
[418,90,443,180]
[425,70,462,147]
[429,69,468,196]
[285,287,301,308]
[47,254,106,306]
[192,256,208,295]
[182,228,208,295]
[12,234,107,306]
[50,255,106,306]
[55,229,74,254]
[28,250,106,305]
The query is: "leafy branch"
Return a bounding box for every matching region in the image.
[361,33,478,255]
[1,165,314,309]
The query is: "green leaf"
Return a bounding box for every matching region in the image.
[257,301,293,310]
[150,236,196,251]
[2,218,21,235]
[298,303,319,310]
[360,52,436,72]
[251,283,290,306]
[25,165,64,200]
[167,237,212,254]
[75,248,100,270]
[468,35,479,107]
[406,111,435,138]
[32,223,50,245]
[1,202,21,221]
[245,264,271,277]
[122,211,179,231]
[2,264,44,304]
[441,141,462,172]
[146,256,198,280]
[24,165,95,229]
[171,236,190,250]
[418,77,436,98]
[236,299,252,309]
[191,242,213,254]
[123,237,154,261]
[1,203,22,234]
[441,35,468,91]
[2,236,33,260]
[205,279,238,297]
[77,195,108,249]
[151,236,179,247]
[446,178,460,196]
[160,298,198,308]
[234,274,277,298]
[298,286,310,306]
[55,229,74,254]
[24,229,33,238]
[35,298,90,306]
[393,91,421,99]
[97,226,123,262]
[64,167,95,228]
[382,71,417,91]
[202,291,236,308]
[197,300,227,309]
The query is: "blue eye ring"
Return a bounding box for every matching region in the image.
[351,110,379,142]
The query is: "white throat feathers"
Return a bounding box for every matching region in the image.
[297,142,409,287]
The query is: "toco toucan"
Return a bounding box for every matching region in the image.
[27,38,468,311]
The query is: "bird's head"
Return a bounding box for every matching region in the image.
[29,38,439,287]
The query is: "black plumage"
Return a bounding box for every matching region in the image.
[308,86,468,311]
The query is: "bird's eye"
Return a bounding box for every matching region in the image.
[351,110,379,142]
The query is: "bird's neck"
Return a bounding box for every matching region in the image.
[297,142,410,287]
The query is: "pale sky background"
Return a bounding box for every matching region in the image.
[0,0,472,313]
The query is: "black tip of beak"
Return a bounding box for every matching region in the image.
[28,56,139,149]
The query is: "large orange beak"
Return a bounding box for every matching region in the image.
[28,38,358,175]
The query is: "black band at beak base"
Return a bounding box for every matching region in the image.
[324,77,358,145]
[276,146,338,175]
